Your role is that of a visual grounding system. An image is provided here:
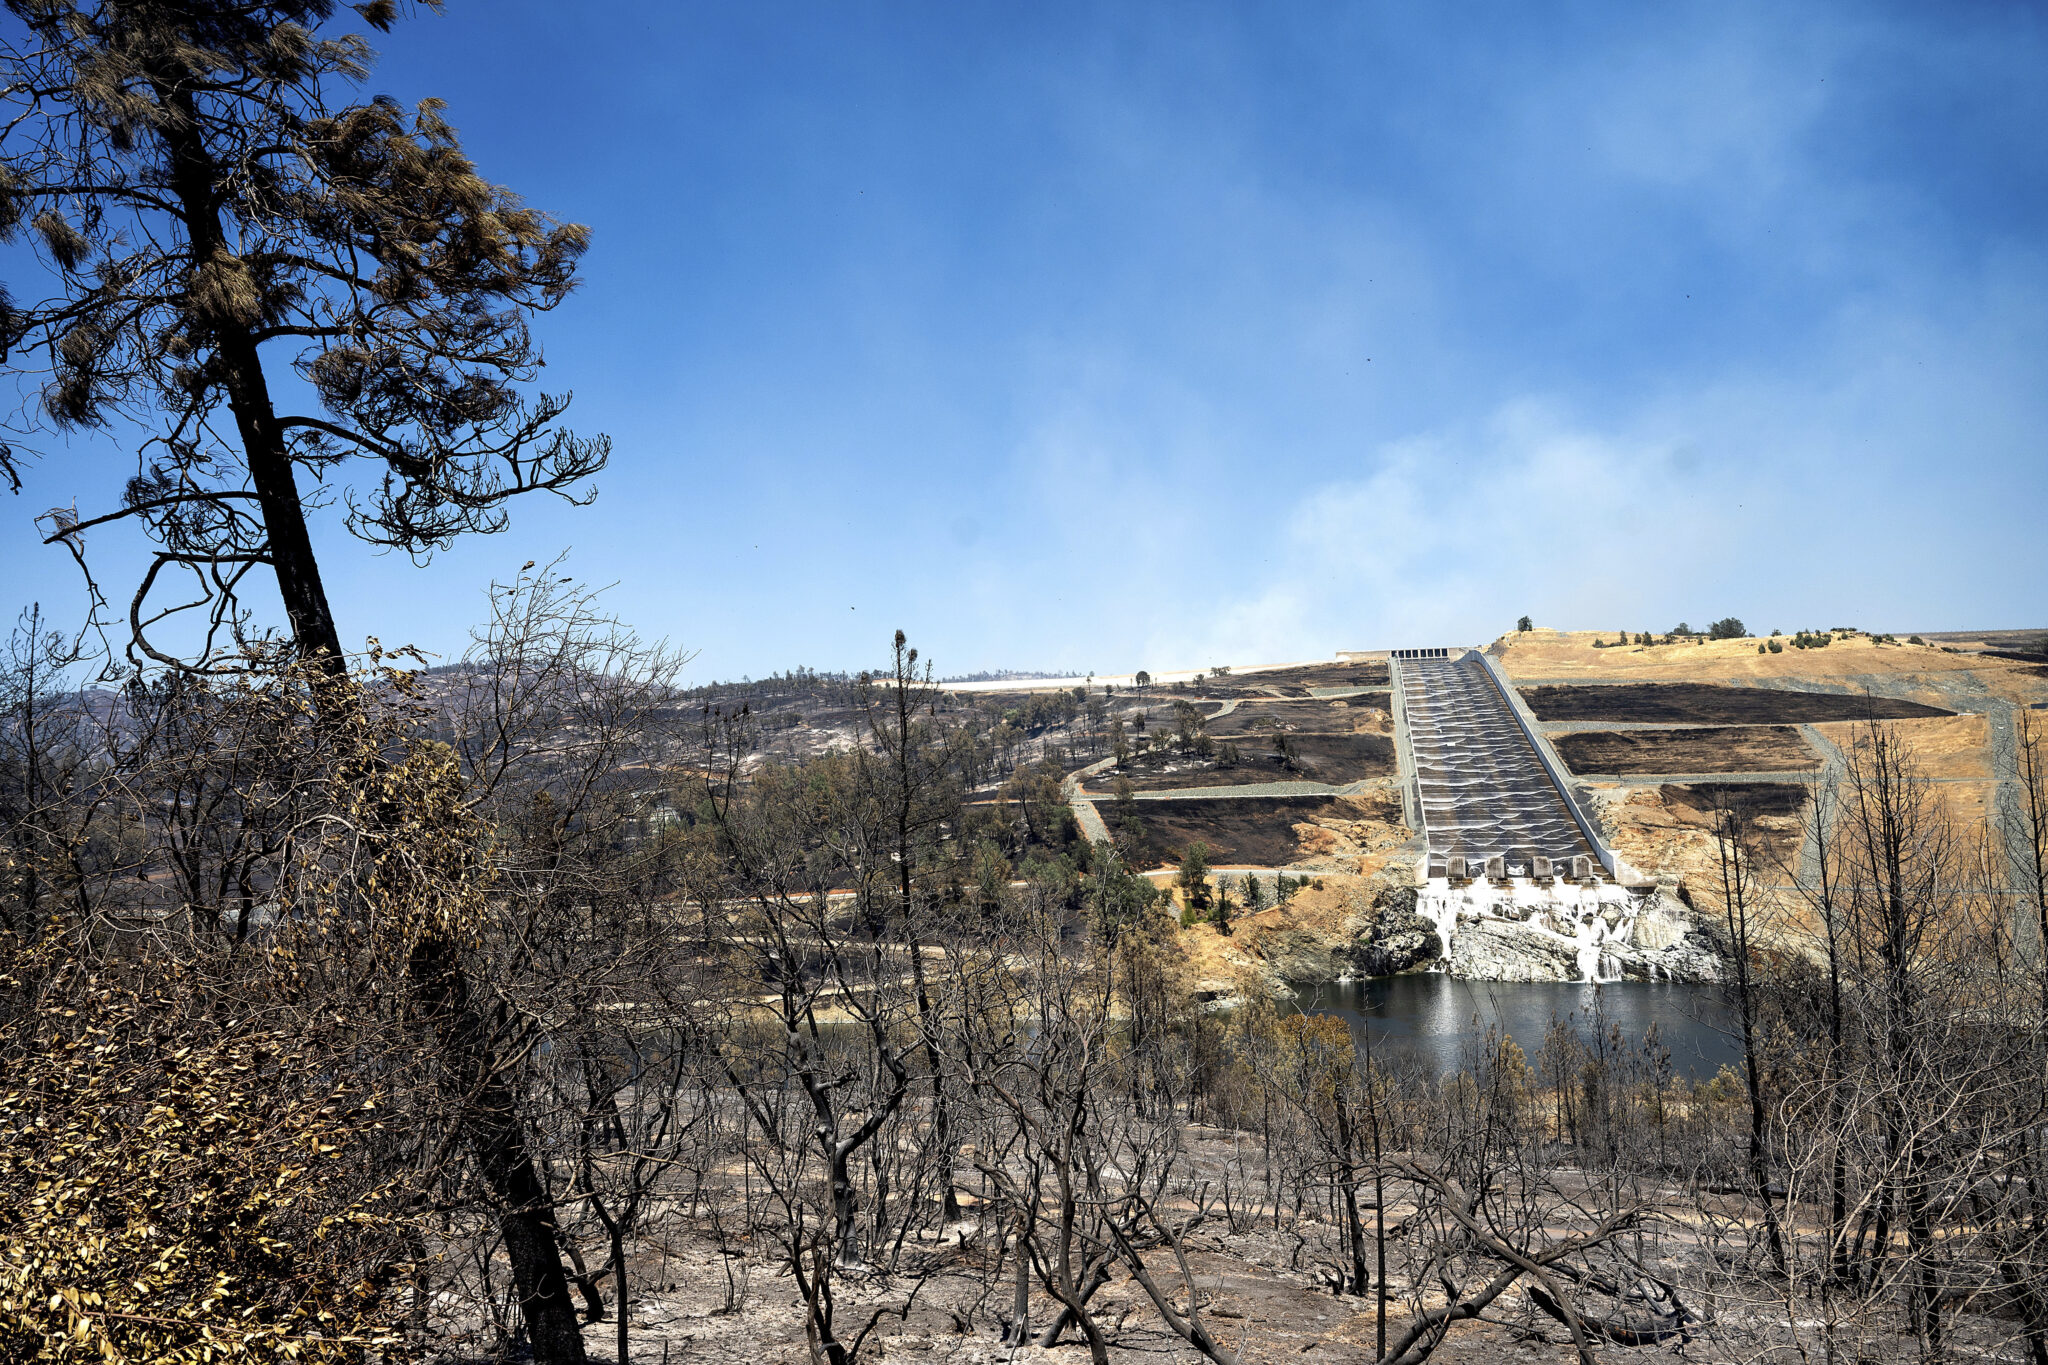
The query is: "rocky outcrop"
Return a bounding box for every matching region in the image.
[1251,883,1441,980]
[1439,893,1724,982]
[1349,887,1444,975]
[1237,871,1725,988]
[1445,917,1579,980]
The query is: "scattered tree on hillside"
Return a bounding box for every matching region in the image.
[1176,841,1212,916]
[1709,617,1747,640]
[1517,615,1533,633]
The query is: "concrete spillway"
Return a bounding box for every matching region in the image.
[1385,653,1703,983]
[1397,654,1598,872]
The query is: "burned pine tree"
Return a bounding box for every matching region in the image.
[0,0,604,672]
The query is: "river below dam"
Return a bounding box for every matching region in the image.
[1279,977,1740,1082]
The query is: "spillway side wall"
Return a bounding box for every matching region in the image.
[1469,650,1622,879]
[1388,655,1425,842]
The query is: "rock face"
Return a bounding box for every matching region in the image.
[1437,894,1724,982]
[1427,887,1724,983]
[1445,918,1579,980]
[1243,874,1724,987]
[1252,883,1442,981]
[1349,887,1444,976]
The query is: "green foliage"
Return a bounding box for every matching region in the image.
[1708,617,1746,640]
[973,842,1013,913]
[1087,844,1160,945]
[1517,615,1533,633]
[1021,852,1082,908]
[1176,841,1213,914]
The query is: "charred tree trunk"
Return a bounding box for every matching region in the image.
[156,88,345,672]
[410,936,587,1365]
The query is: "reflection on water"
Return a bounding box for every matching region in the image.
[1278,976,1740,1081]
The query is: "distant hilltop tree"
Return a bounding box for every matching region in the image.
[1517,615,1533,633]
[1709,617,1748,640]
[1134,670,1151,687]
[2,1,604,672]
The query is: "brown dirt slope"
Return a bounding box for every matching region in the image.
[1209,661,1389,696]
[1091,734,1395,793]
[1209,698,1391,735]
[1593,781,1809,888]
[1523,682,1948,724]
[1497,629,2048,708]
[1116,793,1399,870]
[1554,726,1818,775]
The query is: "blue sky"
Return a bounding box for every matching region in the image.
[4,0,2044,681]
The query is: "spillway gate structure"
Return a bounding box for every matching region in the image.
[1392,649,1623,882]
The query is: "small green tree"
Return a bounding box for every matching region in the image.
[1176,841,1213,916]
[1709,617,1747,640]
[1244,872,1267,913]
[1517,615,1533,633]
[1213,878,1234,935]
[1086,843,1158,946]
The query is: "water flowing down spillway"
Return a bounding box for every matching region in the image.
[1399,655,1596,868]
[1413,876,1644,983]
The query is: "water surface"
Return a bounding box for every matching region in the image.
[1279,976,1740,1081]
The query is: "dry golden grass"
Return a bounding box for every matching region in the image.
[1812,712,1991,779]
[1500,628,2037,692]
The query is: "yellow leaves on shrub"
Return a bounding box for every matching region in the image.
[0,968,416,1364]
